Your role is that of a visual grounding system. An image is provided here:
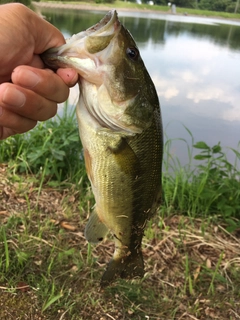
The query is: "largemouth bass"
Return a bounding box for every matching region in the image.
[42,10,163,287]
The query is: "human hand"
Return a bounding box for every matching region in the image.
[0,3,78,140]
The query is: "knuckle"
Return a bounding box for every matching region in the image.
[38,102,57,121]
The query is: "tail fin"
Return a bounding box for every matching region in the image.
[100,251,144,288]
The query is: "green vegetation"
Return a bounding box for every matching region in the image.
[164,129,240,231]
[2,0,240,18]
[172,6,240,18]
[36,0,240,14]
[1,109,239,229]
[128,0,240,14]
[35,0,240,20]
[3,0,239,21]
[0,0,32,5]
[0,105,86,185]
[0,109,240,319]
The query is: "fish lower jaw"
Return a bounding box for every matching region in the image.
[61,56,98,76]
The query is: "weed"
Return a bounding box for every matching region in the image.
[2,228,9,273]
[207,252,224,295]
[184,254,194,295]
[0,103,86,185]
[0,172,240,319]
[1,105,240,318]
[163,127,240,230]
[42,283,63,312]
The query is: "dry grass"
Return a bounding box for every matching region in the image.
[1,163,240,319]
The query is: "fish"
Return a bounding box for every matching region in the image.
[42,10,163,287]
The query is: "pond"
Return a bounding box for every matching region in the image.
[38,7,240,166]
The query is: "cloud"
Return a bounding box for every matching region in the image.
[187,87,223,104]
[151,70,240,122]
[151,75,179,100]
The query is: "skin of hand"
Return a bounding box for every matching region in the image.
[0,3,78,140]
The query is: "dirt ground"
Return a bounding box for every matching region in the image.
[1,163,240,319]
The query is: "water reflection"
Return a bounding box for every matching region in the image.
[40,8,240,165]
[44,9,240,50]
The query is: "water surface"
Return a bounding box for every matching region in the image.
[40,8,240,165]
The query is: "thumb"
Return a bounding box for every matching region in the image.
[24,5,65,53]
[32,18,66,54]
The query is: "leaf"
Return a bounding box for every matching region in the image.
[218,170,228,178]
[51,149,66,160]
[225,218,238,233]
[27,150,45,162]
[229,147,240,160]
[193,265,201,282]
[68,135,80,142]
[221,159,235,171]
[60,221,77,231]
[212,144,221,153]
[193,141,210,150]
[194,154,211,160]
[42,292,63,312]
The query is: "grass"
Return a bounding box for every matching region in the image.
[163,129,240,230]
[0,103,87,185]
[38,0,240,20]
[0,109,240,319]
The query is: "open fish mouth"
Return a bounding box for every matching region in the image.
[41,9,120,67]
[83,9,119,36]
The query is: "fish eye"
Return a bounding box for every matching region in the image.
[126,47,139,61]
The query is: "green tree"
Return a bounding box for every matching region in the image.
[199,0,237,12]
[171,0,196,7]
[95,0,115,3]
[198,0,212,10]
[0,0,31,5]
[155,0,168,4]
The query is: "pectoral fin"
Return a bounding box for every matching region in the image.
[97,129,141,176]
[111,137,141,177]
[84,210,108,243]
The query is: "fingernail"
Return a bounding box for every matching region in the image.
[19,70,40,88]
[2,87,26,108]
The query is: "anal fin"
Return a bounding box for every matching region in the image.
[84,210,108,244]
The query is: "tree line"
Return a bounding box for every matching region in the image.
[131,0,240,13]
[0,0,239,13]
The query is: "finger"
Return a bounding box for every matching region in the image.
[0,107,37,140]
[0,127,18,140]
[56,68,79,88]
[29,55,45,69]
[11,66,70,103]
[0,54,45,84]
[0,83,58,121]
